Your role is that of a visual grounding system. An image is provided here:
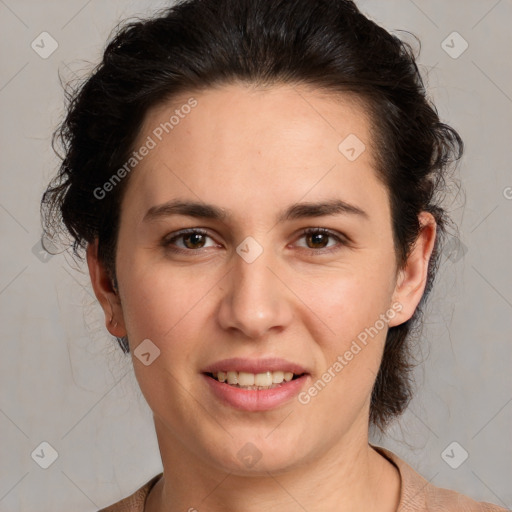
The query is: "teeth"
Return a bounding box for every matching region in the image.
[254,372,272,387]
[227,371,238,385]
[272,371,284,383]
[283,372,294,382]
[212,370,300,387]
[238,372,255,386]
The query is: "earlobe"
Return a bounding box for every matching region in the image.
[86,240,127,337]
[388,212,437,328]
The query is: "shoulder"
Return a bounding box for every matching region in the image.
[372,445,508,512]
[97,473,163,512]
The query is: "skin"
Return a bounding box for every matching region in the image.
[87,83,436,512]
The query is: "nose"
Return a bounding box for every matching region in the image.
[216,243,294,340]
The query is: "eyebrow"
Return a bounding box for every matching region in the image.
[143,198,369,224]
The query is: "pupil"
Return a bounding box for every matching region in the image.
[185,233,205,249]
[309,232,327,248]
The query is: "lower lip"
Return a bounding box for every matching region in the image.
[202,373,309,411]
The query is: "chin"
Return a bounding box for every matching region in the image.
[201,432,308,476]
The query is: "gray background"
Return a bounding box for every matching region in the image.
[0,0,511,510]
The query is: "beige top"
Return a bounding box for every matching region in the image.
[98,445,508,511]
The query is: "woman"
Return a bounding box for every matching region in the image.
[41,0,507,510]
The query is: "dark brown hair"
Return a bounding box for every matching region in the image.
[41,0,463,432]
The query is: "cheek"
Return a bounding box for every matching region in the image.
[119,263,209,344]
[294,260,396,342]
[119,264,212,415]
[292,259,396,395]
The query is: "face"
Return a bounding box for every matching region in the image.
[88,83,434,475]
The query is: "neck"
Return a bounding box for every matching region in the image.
[145,418,401,512]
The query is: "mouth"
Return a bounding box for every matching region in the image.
[202,371,309,411]
[204,370,305,390]
[201,358,310,411]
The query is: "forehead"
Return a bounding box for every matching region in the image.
[124,83,386,221]
[137,82,374,160]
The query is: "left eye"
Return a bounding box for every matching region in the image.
[162,228,346,253]
[297,228,345,250]
[162,229,216,250]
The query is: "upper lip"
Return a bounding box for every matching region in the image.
[202,357,309,375]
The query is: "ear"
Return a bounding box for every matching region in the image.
[388,212,437,328]
[86,240,127,337]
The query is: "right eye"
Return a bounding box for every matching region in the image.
[161,228,220,253]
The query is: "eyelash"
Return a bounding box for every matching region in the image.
[161,227,349,255]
